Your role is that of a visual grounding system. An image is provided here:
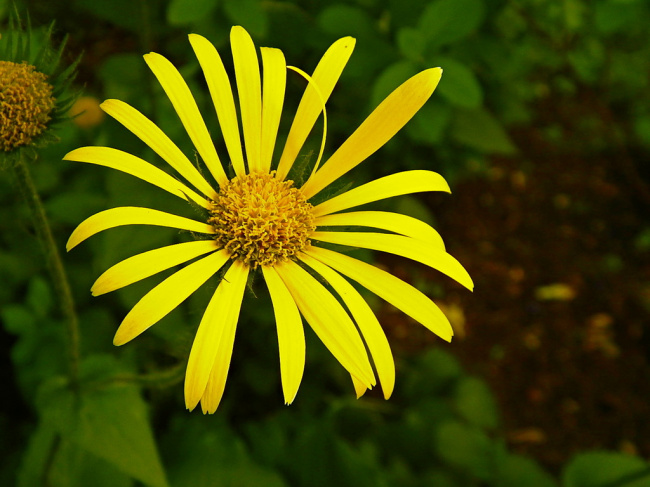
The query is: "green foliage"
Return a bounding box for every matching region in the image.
[563,452,650,487]
[34,357,168,487]
[2,0,650,486]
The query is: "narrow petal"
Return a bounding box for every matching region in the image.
[276,36,356,180]
[231,26,262,172]
[312,170,449,217]
[274,260,375,388]
[101,99,216,198]
[312,231,473,290]
[352,375,367,399]
[189,34,246,177]
[315,210,445,249]
[301,68,443,199]
[187,260,249,413]
[113,249,230,346]
[262,265,305,405]
[92,240,219,296]
[300,253,395,399]
[305,246,454,341]
[64,147,209,209]
[67,207,214,251]
[260,47,286,174]
[144,52,229,186]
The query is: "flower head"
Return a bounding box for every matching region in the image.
[66,26,473,413]
[0,17,78,164]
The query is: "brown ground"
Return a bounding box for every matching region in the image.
[387,89,650,472]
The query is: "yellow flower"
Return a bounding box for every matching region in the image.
[66,26,473,414]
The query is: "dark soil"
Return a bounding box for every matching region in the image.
[388,89,650,473]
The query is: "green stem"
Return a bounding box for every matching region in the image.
[14,154,80,391]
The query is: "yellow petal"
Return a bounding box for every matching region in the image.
[352,375,367,399]
[302,68,443,198]
[64,147,209,209]
[312,231,473,291]
[67,207,214,251]
[262,265,305,405]
[276,36,356,180]
[231,26,262,173]
[274,260,375,388]
[315,210,445,249]
[260,47,286,174]
[143,52,228,186]
[188,34,246,177]
[101,99,217,198]
[312,170,449,217]
[113,249,230,346]
[187,260,249,413]
[305,246,453,342]
[92,240,218,296]
[300,253,395,399]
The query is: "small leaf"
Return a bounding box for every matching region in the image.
[419,0,485,47]
[319,4,375,39]
[496,454,557,487]
[162,416,288,487]
[370,60,418,108]
[406,100,451,145]
[73,0,142,32]
[397,27,426,62]
[451,107,517,154]
[436,57,483,109]
[167,0,219,25]
[26,277,54,319]
[563,451,650,487]
[455,376,499,430]
[223,0,268,37]
[435,420,495,481]
[1,305,35,335]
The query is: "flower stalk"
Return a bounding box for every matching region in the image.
[13,153,81,390]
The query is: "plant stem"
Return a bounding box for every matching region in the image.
[14,154,80,391]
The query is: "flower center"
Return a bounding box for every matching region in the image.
[0,61,56,152]
[208,172,315,268]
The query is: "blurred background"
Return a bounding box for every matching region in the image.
[1,0,650,485]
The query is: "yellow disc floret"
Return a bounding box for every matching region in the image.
[209,172,315,268]
[0,61,56,152]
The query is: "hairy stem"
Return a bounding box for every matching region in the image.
[14,154,80,391]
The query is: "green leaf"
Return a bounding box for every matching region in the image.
[397,27,426,63]
[1,305,35,335]
[451,107,517,154]
[73,0,142,31]
[418,0,485,47]
[435,420,495,481]
[19,423,134,487]
[318,4,376,39]
[404,348,462,399]
[406,100,451,145]
[162,416,288,487]
[595,0,642,34]
[496,454,557,487]
[223,0,268,37]
[37,357,169,487]
[562,452,650,487]
[46,192,107,225]
[370,60,418,108]
[167,0,219,25]
[455,376,499,430]
[435,57,483,109]
[98,53,146,103]
[26,276,54,319]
